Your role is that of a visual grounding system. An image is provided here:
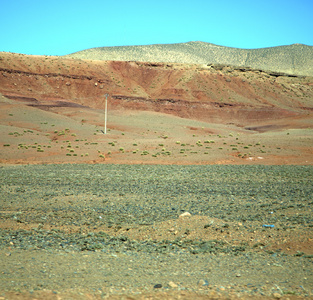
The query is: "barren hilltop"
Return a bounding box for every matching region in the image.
[66,41,313,77]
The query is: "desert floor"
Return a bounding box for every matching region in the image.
[0,95,312,299]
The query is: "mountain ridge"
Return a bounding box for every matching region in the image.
[65,41,313,77]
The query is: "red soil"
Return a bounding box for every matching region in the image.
[0,52,313,165]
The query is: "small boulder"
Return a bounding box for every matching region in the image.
[179,212,191,218]
[168,281,178,288]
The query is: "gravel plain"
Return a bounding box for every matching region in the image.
[0,164,313,299]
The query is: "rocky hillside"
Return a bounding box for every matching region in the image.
[0,52,312,126]
[66,41,313,77]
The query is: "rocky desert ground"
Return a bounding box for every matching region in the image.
[0,51,312,299]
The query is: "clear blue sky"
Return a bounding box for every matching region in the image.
[1,0,312,56]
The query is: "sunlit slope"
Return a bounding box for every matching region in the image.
[66,41,313,76]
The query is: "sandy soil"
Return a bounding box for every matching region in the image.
[0,94,312,166]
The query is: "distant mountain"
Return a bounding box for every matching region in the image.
[65,41,313,76]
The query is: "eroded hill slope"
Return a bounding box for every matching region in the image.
[0,52,313,127]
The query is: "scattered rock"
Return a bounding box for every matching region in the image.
[197,279,209,287]
[273,292,282,299]
[179,212,191,218]
[153,284,162,289]
[168,281,178,288]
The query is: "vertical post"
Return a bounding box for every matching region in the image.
[104,93,109,134]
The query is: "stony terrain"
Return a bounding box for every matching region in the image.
[0,164,312,299]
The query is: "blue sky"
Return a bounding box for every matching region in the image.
[1,0,313,56]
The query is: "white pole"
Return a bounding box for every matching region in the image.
[104,94,109,134]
